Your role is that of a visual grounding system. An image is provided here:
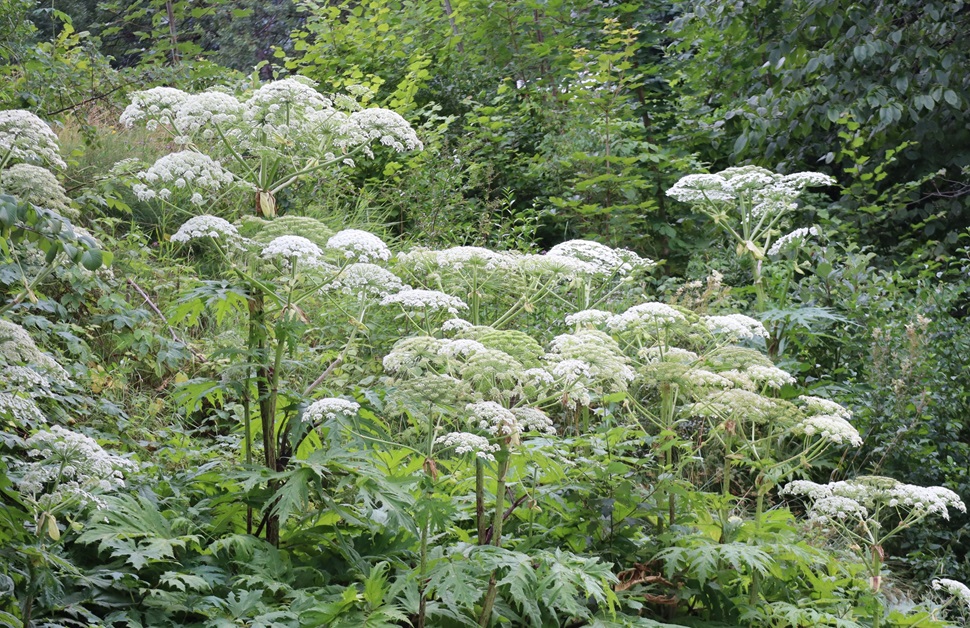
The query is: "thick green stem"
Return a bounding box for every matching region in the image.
[478,446,511,626]
[476,458,487,544]
[749,488,766,605]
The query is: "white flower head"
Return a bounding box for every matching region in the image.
[261,235,326,268]
[932,578,970,610]
[380,289,468,315]
[170,215,240,244]
[134,151,240,204]
[798,395,852,420]
[546,239,650,276]
[466,401,520,438]
[435,432,499,461]
[565,309,614,327]
[0,110,66,169]
[768,226,820,256]
[704,314,769,341]
[120,86,190,130]
[321,263,404,298]
[348,108,423,153]
[326,229,391,263]
[174,91,245,137]
[305,397,360,423]
[794,414,863,447]
[441,318,473,333]
[666,173,735,203]
[608,302,686,333]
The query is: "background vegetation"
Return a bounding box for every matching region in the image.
[1,0,969,626]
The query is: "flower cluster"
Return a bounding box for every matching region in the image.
[667,166,836,221]
[0,110,66,169]
[0,319,72,383]
[304,398,361,423]
[767,226,820,256]
[0,391,45,426]
[1,163,74,217]
[932,578,970,610]
[326,229,391,263]
[703,314,769,341]
[173,91,245,140]
[15,425,138,511]
[349,108,424,153]
[133,151,239,205]
[261,235,326,268]
[467,401,520,438]
[321,263,404,298]
[120,86,190,130]
[170,215,240,244]
[546,239,651,276]
[565,309,614,327]
[608,302,686,333]
[435,431,499,461]
[380,289,468,315]
[782,476,967,522]
[792,414,863,446]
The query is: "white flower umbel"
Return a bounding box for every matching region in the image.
[435,432,499,461]
[564,309,614,327]
[0,319,72,384]
[16,425,138,511]
[511,407,556,435]
[134,151,240,205]
[120,86,190,130]
[173,91,245,139]
[793,414,863,447]
[380,289,468,315]
[703,314,769,341]
[382,336,445,376]
[437,338,487,359]
[321,263,404,298]
[243,77,332,134]
[665,173,735,203]
[798,395,852,420]
[326,229,391,263]
[608,302,686,333]
[1,164,73,215]
[404,246,518,272]
[518,253,596,280]
[639,346,700,364]
[441,318,474,333]
[782,477,967,521]
[0,391,45,426]
[2,366,51,396]
[806,495,869,524]
[0,110,66,169]
[467,401,520,438]
[349,108,424,153]
[304,398,361,423]
[932,578,970,611]
[170,215,240,244]
[261,235,326,269]
[546,239,651,276]
[767,226,819,256]
[720,364,795,390]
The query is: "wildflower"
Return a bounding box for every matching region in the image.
[321,263,404,298]
[349,108,423,153]
[546,239,650,276]
[0,110,66,168]
[304,398,361,423]
[15,425,138,511]
[564,309,614,327]
[0,319,72,383]
[170,215,240,244]
[0,392,45,426]
[382,336,445,376]
[441,318,473,333]
[120,86,190,130]
[932,578,970,610]
[1,164,74,216]
[638,346,699,364]
[435,432,499,461]
[807,495,869,524]
[608,302,686,333]
[466,401,520,438]
[793,414,863,446]
[437,338,487,359]
[174,91,245,137]
[261,235,326,268]
[326,229,391,263]
[703,314,769,341]
[798,395,852,419]
[512,407,556,435]
[380,289,468,315]
[134,151,240,204]
[665,173,735,203]
[768,227,820,256]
